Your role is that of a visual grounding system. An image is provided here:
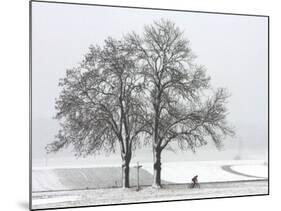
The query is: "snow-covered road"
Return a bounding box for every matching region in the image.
[32,180,268,210]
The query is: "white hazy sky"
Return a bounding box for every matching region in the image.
[31,2,268,163]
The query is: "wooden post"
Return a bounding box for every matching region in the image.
[134,162,142,191]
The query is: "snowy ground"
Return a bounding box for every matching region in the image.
[231,165,266,178]
[32,180,268,209]
[142,160,267,183]
[32,160,268,209]
[33,160,268,192]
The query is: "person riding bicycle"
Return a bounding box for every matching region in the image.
[191,175,200,188]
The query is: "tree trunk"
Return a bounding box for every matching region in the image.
[152,89,162,188]
[121,158,130,188]
[152,147,162,188]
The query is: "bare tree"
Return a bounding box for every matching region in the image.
[46,38,147,188]
[125,19,235,188]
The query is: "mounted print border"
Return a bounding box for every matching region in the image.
[29,1,269,210]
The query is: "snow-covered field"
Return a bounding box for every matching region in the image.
[231,164,267,178]
[32,160,268,192]
[142,160,267,183]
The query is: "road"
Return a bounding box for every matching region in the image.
[32,180,268,210]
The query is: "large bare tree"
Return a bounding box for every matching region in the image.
[46,38,148,188]
[125,19,235,188]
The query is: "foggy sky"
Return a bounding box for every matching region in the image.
[31,2,268,162]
